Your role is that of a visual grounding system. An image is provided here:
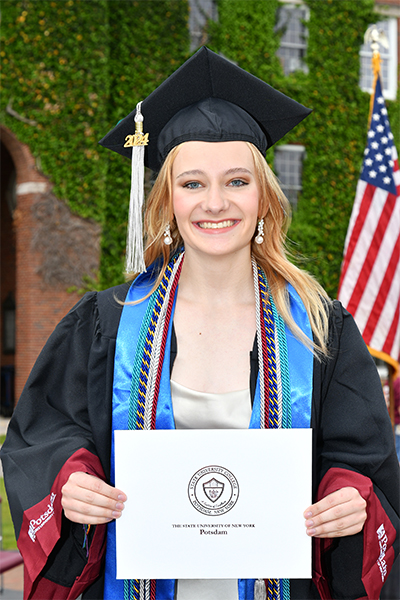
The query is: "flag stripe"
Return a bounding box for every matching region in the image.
[339,187,387,308]
[362,232,400,344]
[347,193,397,316]
[338,181,372,293]
[337,75,400,371]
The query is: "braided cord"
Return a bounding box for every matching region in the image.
[124,255,291,600]
[252,258,267,427]
[260,273,291,429]
[124,254,183,599]
[256,267,291,600]
[258,268,279,430]
[127,291,158,430]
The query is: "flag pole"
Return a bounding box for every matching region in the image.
[365,25,395,429]
[368,43,381,126]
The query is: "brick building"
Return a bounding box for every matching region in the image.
[1,0,398,410]
[1,125,100,407]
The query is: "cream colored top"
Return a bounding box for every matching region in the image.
[170,380,252,430]
[171,380,251,600]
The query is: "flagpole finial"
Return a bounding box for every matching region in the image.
[364,24,389,78]
[364,25,389,125]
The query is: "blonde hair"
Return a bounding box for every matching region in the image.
[129,142,330,357]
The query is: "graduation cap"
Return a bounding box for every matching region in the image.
[99,46,311,273]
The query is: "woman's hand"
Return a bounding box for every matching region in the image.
[303,486,367,538]
[61,471,127,525]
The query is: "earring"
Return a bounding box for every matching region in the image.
[255,218,264,244]
[163,224,173,245]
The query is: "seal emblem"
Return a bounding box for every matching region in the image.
[188,466,239,515]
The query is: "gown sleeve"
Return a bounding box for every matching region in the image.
[0,286,127,600]
[312,301,400,600]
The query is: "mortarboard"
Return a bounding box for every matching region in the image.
[99,47,311,273]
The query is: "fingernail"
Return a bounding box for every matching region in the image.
[112,511,122,518]
[118,494,127,501]
[304,511,312,518]
[305,519,314,527]
[115,502,124,510]
[306,528,316,536]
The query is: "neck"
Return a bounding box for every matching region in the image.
[178,248,255,306]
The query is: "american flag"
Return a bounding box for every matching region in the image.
[337,76,400,374]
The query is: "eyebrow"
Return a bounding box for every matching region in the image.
[175,167,253,180]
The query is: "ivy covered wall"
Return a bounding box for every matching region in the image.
[1,0,189,288]
[1,0,398,296]
[209,0,399,298]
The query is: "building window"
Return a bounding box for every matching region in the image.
[274,145,305,209]
[188,0,218,51]
[275,3,309,75]
[359,19,398,100]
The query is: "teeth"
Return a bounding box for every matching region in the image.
[198,220,235,229]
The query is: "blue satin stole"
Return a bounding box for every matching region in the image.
[104,268,313,600]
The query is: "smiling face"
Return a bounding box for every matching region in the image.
[171,141,261,260]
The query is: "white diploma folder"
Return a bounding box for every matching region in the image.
[115,428,312,579]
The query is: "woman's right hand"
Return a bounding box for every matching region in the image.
[61,471,127,524]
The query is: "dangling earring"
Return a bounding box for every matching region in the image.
[255,218,264,244]
[163,224,173,245]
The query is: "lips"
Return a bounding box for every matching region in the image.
[197,220,237,229]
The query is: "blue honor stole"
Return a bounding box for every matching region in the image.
[104,265,313,600]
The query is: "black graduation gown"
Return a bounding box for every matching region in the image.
[1,284,399,600]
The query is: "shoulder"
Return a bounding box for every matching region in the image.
[326,300,373,363]
[56,282,131,342]
[92,282,131,340]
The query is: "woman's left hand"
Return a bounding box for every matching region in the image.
[303,486,367,538]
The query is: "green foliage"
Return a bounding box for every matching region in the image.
[1,0,189,289]
[1,0,398,295]
[1,0,110,222]
[208,0,282,82]
[289,0,376,296]
[210,0,399,298]
[100,0,189,288]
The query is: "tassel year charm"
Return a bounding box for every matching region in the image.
[124,101,148,274]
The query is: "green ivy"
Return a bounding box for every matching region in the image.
[1,0,110,221]
[1,0,189,289]
[100,0,189,288]
[210,0,399,298]
[1,0,398,296]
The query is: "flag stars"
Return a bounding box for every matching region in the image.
[377,96,385,104]
[383,176,392,185]
[388,132,394,140]
[389,160,394,167]
[375,153,383,161]
[369,170,377,178]
[364,148,370,155]
[371,142,379,149]
[376,125,384,133]
[379,165,387,173]
[381,137,388,144]
[372,113,380,121]
[365,158,373,166]
[385,148,392,155]
[368,130,376,138]
[381,108,388,115]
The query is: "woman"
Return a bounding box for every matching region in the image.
[1,47,399,600]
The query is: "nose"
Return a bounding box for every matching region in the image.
[202,183,229,214]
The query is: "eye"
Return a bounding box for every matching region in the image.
[228,179,248,187]
[183,181,202,190]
